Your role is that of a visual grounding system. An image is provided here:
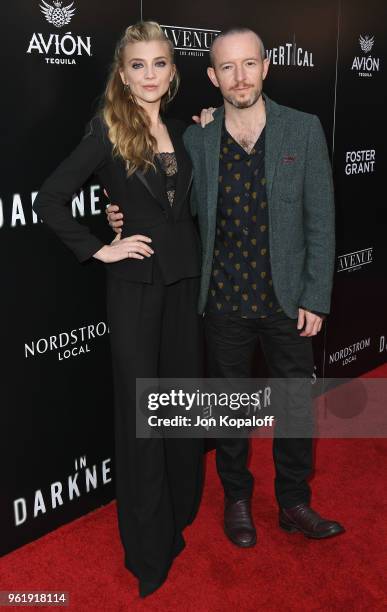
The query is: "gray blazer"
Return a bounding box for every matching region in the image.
[183,93,335,318]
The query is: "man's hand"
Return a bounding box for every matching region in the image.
[297,308,324,337]
[104,188,123,235]
[192,107,216,128]
[105,203,123,234]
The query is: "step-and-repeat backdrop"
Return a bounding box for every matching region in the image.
[1,0,386,555]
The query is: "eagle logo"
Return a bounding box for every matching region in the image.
[359,34,374,54]
[39,0,76,28]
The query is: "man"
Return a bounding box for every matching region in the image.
[107,27,345,545]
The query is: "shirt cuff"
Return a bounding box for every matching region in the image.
[299,305,328,317]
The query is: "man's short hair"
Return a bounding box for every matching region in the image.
[209,27,266,67]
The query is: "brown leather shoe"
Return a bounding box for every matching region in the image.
[279,503,345,539]
[224,497,257,547]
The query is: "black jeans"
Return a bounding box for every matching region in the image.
[204,311,314,509]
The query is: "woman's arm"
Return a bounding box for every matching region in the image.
[33,116,109,262]
[34,116,154,264]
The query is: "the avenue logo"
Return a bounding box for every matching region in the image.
[337,247,373,273]
[351,34,380,78]
[27,1,92,65]
[161,25,220,57]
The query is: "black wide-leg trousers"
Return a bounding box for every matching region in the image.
[204,311,314,509]
[106,261,204,597]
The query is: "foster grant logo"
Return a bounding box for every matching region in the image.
[345,149,375,175]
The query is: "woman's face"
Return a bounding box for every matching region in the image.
[119,40,175,107]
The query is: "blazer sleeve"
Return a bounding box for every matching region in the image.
[33,116,109,263]
[299,115,336,314]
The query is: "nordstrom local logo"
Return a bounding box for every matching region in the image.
[24,322,109,361]
[329,338,371,367]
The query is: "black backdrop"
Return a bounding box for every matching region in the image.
[1,0,386,555]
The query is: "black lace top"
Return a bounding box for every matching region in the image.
[156,152,178,206]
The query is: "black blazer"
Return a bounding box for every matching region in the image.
[33,115,201,284]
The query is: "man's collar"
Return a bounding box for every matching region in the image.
[212,91,279,123]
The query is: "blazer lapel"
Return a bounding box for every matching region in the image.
[203,107,224,230]
[164,118,193,215]
[263,93,285,204]
[134,163,170,212]
[134,118,193,215]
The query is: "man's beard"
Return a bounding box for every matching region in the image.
[223,86,262,109]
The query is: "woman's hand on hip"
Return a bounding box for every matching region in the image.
[93,235,153,263]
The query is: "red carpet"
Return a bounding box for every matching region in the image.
[2,366,387,611]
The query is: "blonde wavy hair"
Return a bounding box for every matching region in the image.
[102,21,180,175]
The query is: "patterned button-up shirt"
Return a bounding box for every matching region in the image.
[207,121,282,318]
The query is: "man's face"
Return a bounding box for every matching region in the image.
[207,32,270,109]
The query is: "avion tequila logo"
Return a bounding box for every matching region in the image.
[26,1,92,65]
[351,34,380,78]
[39,1,76,28]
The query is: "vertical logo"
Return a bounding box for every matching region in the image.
[266,35,314,68]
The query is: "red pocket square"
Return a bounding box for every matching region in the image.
[283,155,296,163]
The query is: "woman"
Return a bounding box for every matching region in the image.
[33,21,204,598]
